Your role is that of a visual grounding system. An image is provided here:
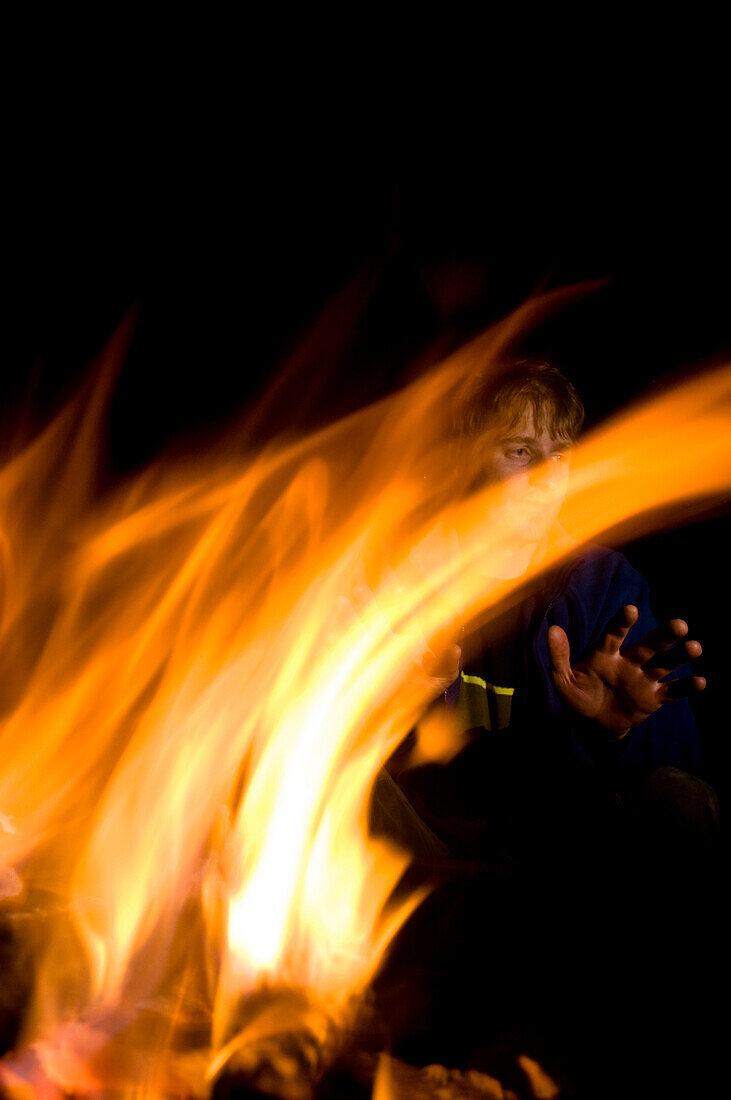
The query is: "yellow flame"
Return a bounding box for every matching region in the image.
[518,1054,561,1099]
[0,298,728,1096]
[372,1052,395,1100]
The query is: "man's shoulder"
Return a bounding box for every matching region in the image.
[546,544,654,653]
[539,526,647,607]
[561,544,646,594]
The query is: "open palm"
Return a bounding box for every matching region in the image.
[548,605,705,739]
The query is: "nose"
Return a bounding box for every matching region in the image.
[527,460,559,492]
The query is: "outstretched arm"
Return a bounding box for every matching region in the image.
[547,605,706,739]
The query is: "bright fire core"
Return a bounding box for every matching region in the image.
[0,299,729,1098]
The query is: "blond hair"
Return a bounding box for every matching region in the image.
[458,358,585,442]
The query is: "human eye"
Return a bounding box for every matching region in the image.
[504,446,531,464]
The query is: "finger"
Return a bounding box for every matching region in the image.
[548,624,573,681]
[658,675,707,702]
[624,618,688,666]
[422,643,461,684]
[427,616,463,661]
[597,605,639,656]
[642,637,703,680]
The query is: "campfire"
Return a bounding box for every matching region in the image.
[1,295,729,1098]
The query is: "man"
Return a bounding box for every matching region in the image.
[396,358,712,867]
[376,359,720,1096]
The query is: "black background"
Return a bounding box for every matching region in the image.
[4,72,729,790]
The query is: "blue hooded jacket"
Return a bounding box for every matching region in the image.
[475,544,702,788]
[397,543,703,862]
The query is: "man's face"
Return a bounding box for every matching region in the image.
[476,413,572,548]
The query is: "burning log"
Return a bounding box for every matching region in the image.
[206,973,561,1100]
[212,1044,547,1100]
[209,987,346,1100]
[320,1053,526,1100]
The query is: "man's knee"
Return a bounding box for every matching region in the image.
[639,766,719,860]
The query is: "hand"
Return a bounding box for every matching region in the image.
[547,605,706,739]
[419,638,462,700]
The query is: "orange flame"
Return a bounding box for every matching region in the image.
[0,297,729,1096]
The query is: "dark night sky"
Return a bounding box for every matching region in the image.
[4,86,730,784]
[8,93,730,442]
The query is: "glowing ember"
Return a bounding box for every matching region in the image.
[0,297,729,1097]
